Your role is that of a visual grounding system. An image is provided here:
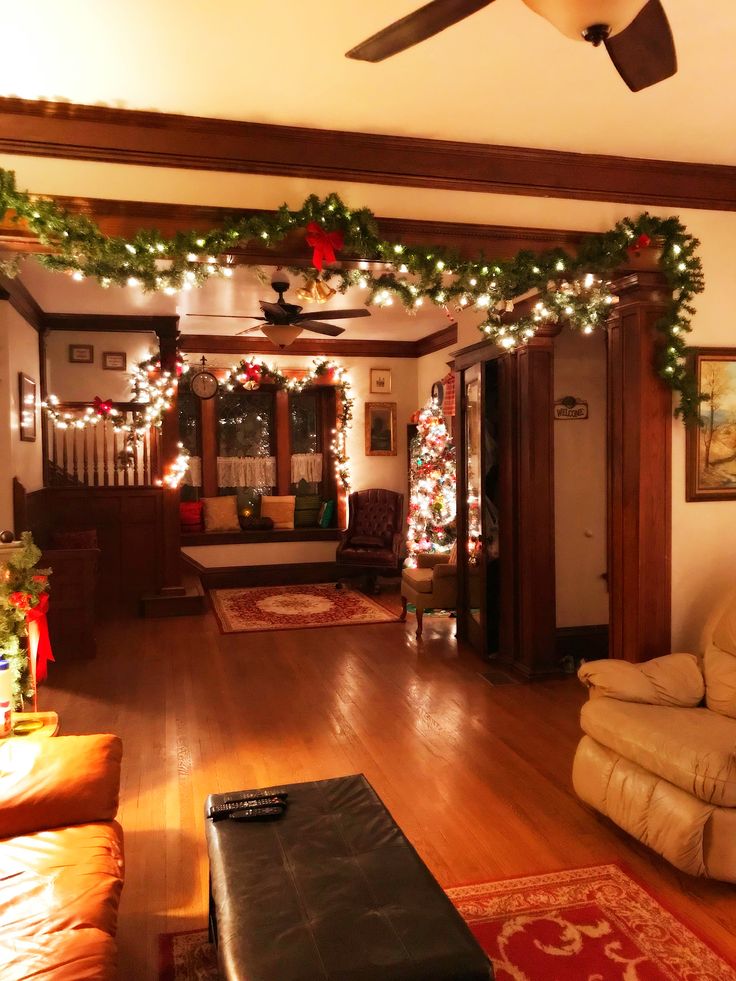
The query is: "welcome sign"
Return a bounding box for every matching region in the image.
[554,396,589,420]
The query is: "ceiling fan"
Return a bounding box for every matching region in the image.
[187,273,371,349]
[346,0,677,92]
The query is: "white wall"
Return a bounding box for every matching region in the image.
[416,345,455,407]
[553,329,609,628]
[0,302,43,531]
[45,330,157,401]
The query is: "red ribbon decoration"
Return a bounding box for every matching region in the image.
[27,594,54,709]
[93,396,114,415]
[628,233,652,252]
[305,221,344,271]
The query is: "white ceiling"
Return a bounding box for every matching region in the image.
[19,259,454,341]
[1,1,734,164]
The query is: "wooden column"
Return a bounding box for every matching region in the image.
[200,395,218,497]
[275,389,291,495]
[507,337,558,678]
[157,323,184,594]
[607,271,672,662]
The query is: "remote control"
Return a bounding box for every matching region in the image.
[220,789,289,805]
[228,804,284,822]
[209,796,285,821]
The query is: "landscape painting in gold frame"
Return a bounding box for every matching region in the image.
[686,348,736,501]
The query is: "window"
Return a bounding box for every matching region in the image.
[217,390,276,499]
[289,391,323,494]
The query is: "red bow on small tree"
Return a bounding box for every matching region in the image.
[305,221,344,272]
[93,396,114,416]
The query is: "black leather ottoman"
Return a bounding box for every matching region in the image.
[205,774,494,981]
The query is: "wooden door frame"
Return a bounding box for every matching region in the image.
[453,269,673,672]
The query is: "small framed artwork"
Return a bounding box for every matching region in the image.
[102,351,127,371]
[18,373,36,442]
[370,367,392,395]
[686,348,736,501]
[68,343,94,364]
[365,402,397,456]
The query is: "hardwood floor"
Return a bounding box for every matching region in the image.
[45,595,736,980]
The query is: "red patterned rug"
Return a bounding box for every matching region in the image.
[209,583,397,633]
[158,864,735,980]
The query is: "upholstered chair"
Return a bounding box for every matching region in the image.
[336,489,404,586]
[572,588,736,882]
[400,553,457,638]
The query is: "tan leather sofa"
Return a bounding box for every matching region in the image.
[0,734,124,980]
[400,554,457,637]
[573,594,736,881]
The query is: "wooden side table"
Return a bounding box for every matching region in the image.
[10,711,60,738]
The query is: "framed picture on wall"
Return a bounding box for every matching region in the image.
[365,402,397,456]
[68,343,94,364]
[686,348,736,501]
[18,373,36,442]
[370,367,392,395]
[103,351,127,371]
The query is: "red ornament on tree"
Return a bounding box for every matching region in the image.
[305,221,344,271]
[628,233,652,253]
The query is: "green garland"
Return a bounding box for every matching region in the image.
[0,167,704,418]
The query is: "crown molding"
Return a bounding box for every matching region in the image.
[0,97,734,211]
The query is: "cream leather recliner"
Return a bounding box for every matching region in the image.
[573,591,736,882]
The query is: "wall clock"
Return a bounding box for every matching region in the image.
[190,369,219,400]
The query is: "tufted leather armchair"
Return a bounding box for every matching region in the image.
[336,489,404,575]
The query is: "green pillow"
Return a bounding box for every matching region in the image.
[295,493,321,527]
[319,500,335,529]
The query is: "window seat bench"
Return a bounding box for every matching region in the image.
[181,528,341,546]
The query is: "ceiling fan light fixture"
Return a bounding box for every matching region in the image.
[262,324,303,349]
[521,0,648,40]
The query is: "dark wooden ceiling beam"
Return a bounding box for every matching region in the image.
[0,273,44,331]
[0,97,734,211]
[0,195,584,261]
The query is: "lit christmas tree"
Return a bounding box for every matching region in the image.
[405,399,457,567]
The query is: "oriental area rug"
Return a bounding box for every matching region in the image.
[209,582,396,633]
[158,864,736,981]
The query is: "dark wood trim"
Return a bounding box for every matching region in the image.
[182,328,458,359]
[414,324,457,357]
[607,271,671,662]
[42,313,179,335]
[1,98,734,211]
[555,624,609,664]
[182,528,341,546]
[0,273,44,332]
[275,389,291,496]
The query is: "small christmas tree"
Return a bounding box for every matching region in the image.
[405,399,457,567]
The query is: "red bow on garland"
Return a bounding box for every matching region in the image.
[628,233,652,252]
[93,396,114,416]
[305,221,344,271]
[27,593,55,708]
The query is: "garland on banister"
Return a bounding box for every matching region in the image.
[0,167,704,418]
[223,358,354,490]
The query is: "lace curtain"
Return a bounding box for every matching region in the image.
[290,453,323,485]
[182,456,277,488]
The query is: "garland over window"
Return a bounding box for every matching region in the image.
[0,168,704,417]
[223,359,353,490]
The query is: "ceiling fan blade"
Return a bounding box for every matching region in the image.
[186,314,266,320]
[346,0,495,62]
[235,325,266,336]
[295,309,371,321]
[299,321,346,337]
[604,0,676,92]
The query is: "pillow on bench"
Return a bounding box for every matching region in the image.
[202,496,240,532]
[260,495,296,530]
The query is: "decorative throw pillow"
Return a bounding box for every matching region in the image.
[180,501,203,533]
[202,495,240,532]
[319,500,335,529]
[51,529,99,549]
[260,495,296,530]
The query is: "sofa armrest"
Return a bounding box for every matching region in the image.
[578,653,704,707]
[0,734,122,839]
[417,554,450,569]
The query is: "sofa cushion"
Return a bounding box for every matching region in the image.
[260,495,296,530]
[0,926,118,981]
[0,822,124,940]
[202,495,240,533]
[704,644,736,720]
[402,567,434,594]
[581,697,736,807]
